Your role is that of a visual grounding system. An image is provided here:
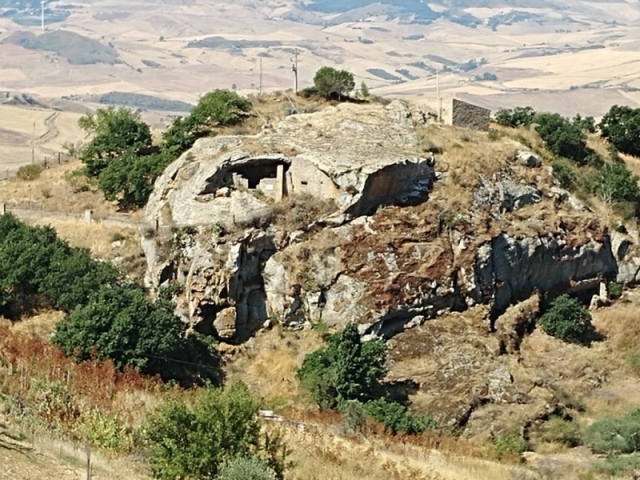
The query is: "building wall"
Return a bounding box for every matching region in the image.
[451,98,490,131]
[287,157,339,199]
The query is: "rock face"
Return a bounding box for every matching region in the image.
[143,99,638,345]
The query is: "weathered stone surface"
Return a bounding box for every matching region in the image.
[145,101,436,230]
[515,150,542,168]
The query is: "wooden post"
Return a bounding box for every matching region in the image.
[58,152,61,164]
[85,444,91,480]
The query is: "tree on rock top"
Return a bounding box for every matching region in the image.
[190,89,252,128]
[313,66,355,100]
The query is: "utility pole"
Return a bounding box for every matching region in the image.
[40,1,45,31]
[291,48,299,94]
[259,57,263,95]
[436,68,442,122]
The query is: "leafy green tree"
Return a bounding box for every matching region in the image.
[216,456,278,480]
[97,151,171,209]
[313,67,355,99]
[572,114,596,134]
[146,382,288,480]
[534,112,589,164]
[161,115,203,157]
[494,106,536,128]
[52,286,217,381]
[539,294,594,344]
[598,162,640,206]
[0,214,119,316]
[297,323,387,408]
[599,105,640,157]
[190,89,252,128]
[78,107,152,177]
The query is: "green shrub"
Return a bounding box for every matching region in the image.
[608,281,623,300]
[551,158,577,189]
[146,382,288,480]
[16,163,43,181]
[52,285,218,382]
[582,409,640,454]
[599,105,640,157]
[494,106,536,128]
[364,398,436,435]
[534,112,589,164]
[597,162,640,206]
[539,295,594,344]
[595,453,640,477]
[493,434,529,460]
[297,323,387,409]
[216,456,278,480]
[339,400,367,432]
[540,417,581,447]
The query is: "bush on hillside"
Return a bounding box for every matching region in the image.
[190,89,252,128]
[146,382,288,480]
[551,158,576,189]
[533,112,590,164]
[297,323,387,409]
[364,398,436,435]
[0,214,120,316]
[216,456,278,480]
[599,105,640,157]
[494,106,536,128]
[539,294,594,344]
[582,408,640,454]
[52,285,218,382]
[597,162,640,207]
[16,163,43,181]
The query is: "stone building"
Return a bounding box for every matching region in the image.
[417,95,491,131]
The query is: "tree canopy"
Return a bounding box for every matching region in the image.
[146,382,287,480]
[78,107,152,177]
[539,294,594,344]
[599,105,640,157]
[52,285,218,381]
[313,66,355,99]
[533,112,590,164]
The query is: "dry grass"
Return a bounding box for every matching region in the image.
[0,159,120,217]
[225,328,325,410]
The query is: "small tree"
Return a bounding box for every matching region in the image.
[359,81,370,98]
[313,66,355,99]
[190,89,252,128]
[534,112,590,164]
[146,382,288,480]
[297,323,387,408]
[494,106,536,128]
[539,294,594,344]
[599,105,640,157]
[78,107,152,177]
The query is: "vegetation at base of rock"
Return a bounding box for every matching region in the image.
[493,434,529,460]
[599,105,640,157]
[215,456,278,480]
[550,158,576,189]
[52,285,218,382]
[595,454,640,477]
[538,294,594,344]
[298,324,433,435]
[539,417,581,447]
[297,323,387,408]
[363,398,436,435]
[15,163,43,181]
[145,382,288,480]
[313,66,356,99]
[582,408,640,455]
[0,213,120,316]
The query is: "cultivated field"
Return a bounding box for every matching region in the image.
[0,1,637,118]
